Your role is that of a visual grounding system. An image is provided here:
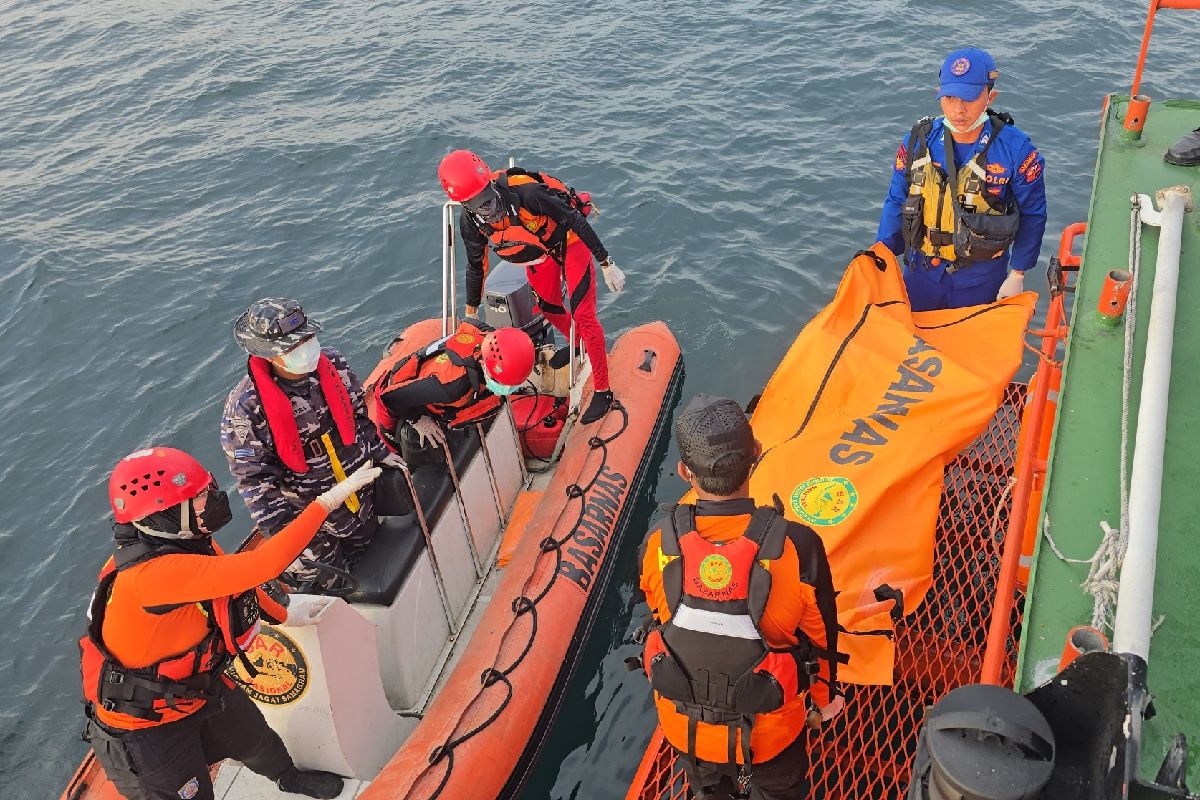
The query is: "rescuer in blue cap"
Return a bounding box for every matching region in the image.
[877,48,1047,311]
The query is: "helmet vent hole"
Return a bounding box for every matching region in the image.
[156,470,165,477]
[152,480,161,487]
[129,489,138,496]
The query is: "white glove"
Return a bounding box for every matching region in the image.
[996,269,1025,301]
[411,416,447,448]
[316,464,381,512]
[601,259,626,293]
[378,451,407,469]
[819,694,846,722]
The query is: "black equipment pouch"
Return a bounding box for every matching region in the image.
[954,208,1021,262]
[901,194,926,251]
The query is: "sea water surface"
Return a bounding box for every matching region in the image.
[2,1,1197,797]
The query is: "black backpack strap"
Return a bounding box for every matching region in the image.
[659,504,692,614]
[904,116,935,179]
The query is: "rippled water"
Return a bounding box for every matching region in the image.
[3,1,1197,797]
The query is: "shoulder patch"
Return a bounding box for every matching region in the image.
[895,143,907,172]
[1023,161,1043,183]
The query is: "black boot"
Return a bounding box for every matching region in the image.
[581,390,614,425]
[276,766,344,798]
[1165,127,1200,166]
[548,346,572,370]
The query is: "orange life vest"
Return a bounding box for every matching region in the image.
[370,321,502,444]
[642,505,819,766]
[79,541,261,728]
[247,353,356,474]
[479,168,592,265]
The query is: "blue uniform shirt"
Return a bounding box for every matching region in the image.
[877,115,1047,285]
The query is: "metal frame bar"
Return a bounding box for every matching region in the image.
[473,421,508,527]
[393,461,456,631]
[442,201,461,337]
[438,436,484,578]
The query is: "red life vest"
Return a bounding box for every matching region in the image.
[78,540,262,727]
[477,168,592,265]
[370,322,501,445]
[247,353,356,474]
[641,504,818,765]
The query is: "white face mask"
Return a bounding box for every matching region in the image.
[277,337,321,374]
[943,109,990,135]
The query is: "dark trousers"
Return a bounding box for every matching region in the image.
[85,680,292,800]
[681,731,810,800]
[902,260,1008,311]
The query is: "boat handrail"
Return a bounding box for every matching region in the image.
[1131,0,1200,97]
[392,458,458,632]
[979,223,1082,683]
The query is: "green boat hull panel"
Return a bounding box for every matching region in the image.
[1016,94,1200,789]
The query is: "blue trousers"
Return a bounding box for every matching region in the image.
[903,261,1007,312]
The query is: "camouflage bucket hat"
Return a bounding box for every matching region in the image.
[233,297,324,358]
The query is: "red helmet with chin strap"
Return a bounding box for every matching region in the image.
[109,447,211,523]
[438,150,492,202]
[481,327,535,387]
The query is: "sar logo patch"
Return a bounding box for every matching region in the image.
[790,476,859,527]
[226,626,309,705]
[894,143,907,172]
[435,353,450,364]
[177,777,200,799]
[455,333,475,344]
[1023,162,1042,183]
[950,57,971,76]
[698,554,733,591]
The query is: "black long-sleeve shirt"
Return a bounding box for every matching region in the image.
[461,181,609,308]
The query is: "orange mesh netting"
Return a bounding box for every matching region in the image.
[626,381,1029,800]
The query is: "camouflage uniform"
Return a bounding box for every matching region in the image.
[220,346,389,585]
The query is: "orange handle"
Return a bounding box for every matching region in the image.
[1057,222,1087,269]
[1132,0,1200,97]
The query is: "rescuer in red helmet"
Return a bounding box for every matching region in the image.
[372,321,535,456]
[79,446,380,800]
[437,149,625,426]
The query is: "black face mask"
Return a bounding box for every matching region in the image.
[197,490,233,534]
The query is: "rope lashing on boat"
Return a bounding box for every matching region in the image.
[408,398,630,800]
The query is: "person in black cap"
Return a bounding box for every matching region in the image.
[636,395,842,800]
[877,47,1047,311]
[220,298,404,590]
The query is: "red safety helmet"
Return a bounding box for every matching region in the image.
[438,150,492,202]
[481,328,535,387]
[109,447,212,523]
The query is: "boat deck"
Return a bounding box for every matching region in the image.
[1015,93,1200,786]
[211,461,561,800]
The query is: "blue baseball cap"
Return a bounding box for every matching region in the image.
[937,48,999,101]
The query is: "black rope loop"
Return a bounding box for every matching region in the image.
[511,595,534,615]
[420,391,634,798]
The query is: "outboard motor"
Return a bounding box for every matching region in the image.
[908,683,1056,800]
[483,260,552,347]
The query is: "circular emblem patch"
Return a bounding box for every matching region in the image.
[435,353,450,364]
[698,554,733,591]
[790,476,859,527]
[950,57,971,76]
[226,626,309,705]
[455,333,475,344]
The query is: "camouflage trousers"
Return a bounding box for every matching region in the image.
[282,514,378,591]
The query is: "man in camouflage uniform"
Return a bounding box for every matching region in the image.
[221,298,401,588]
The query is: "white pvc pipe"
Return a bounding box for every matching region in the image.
[1112,188,1191,660]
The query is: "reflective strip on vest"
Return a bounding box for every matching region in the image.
[671,604,762,640]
